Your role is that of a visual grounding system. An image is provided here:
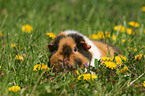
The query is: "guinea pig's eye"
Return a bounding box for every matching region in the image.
[73,47,77,52]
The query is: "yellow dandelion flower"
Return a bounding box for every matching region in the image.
[46,32,56,39]
[22,24,33,33]
[112,35,116,40]
[114,25,125,33]
[135,54,143,60]
[104,61,117,69]
[15,55,24,61]
[129,21,139,28]
[0,30,2,37]
[141,6,145,12]
[89,34,98,39]
[18,45,21,49]
[115,55,126,65]
[122,39,126,43]
[75,70,79,75]
[126,28,133,35]
[33,63,50,71]
[90,31,110,40]
[134,49,137,51]
[0,66,1,69]
[77,74,97,81]
[11,44,16,48]
[105,31,111,38]
[101,57,113,61]
[120,66,128,73]
[33,64,41,71]
[143,81,145,87]
[41,64,50,70]
[98,31,105,39]
[8,86,21,92]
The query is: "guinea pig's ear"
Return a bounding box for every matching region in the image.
[80,41,91,50]
[48,43,54,52]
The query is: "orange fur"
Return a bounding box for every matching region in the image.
[92,41,118,58]
[50,37,89,71]
[49,31,121,71]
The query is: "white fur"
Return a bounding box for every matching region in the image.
[63,30,101,67]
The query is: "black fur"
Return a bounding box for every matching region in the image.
[68,33,92,60]
[48,35,65,68]
[74,58,82,67]
[48,33,92,70]
[62,44,72,57]
[52,35,65,53]
[48,54,52,67]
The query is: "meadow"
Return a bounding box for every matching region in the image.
[0,0,145,95]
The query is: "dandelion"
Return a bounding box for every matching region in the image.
[8,86,21,92]
[115,55,126,65]
[0,30,2,37]
[75,70,79,75]
[143,81,145,87]
[133,49,137,51]
[33,63,50,71]
[126,28,133,35]
[129,21,139,28]
[97,31,105,39]
[122,39,126,43]
[114,25,125,33]
[141,6,145,12]
[46,32,56,39]
[135,54,143,60]
[120,66,128,73]
[104,61,117,69]
[101,57,112,61]
[0,66,1,69]
[77,74,97,81]
[15,55,24,61]
[112,35,116,40]
[18,45,21,49]
[105,31,111,38]
[89,31,110,40]
[89,34,98,39]
[22,24,33,33]
[11,44,16,48]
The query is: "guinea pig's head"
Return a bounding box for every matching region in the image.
[48,33,92,72]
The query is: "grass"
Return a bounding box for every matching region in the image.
[0,0,145,95]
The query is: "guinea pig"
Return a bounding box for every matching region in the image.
[48,30,122,71]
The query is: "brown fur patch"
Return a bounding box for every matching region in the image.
[50,37,89,71]
[92,41,121,58]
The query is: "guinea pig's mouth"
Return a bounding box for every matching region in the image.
[57,59,78,71]
[59,62,74,71]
